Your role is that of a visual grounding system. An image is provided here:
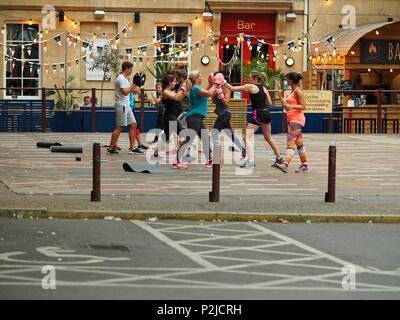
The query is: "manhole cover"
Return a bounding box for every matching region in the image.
[85,244,130,252]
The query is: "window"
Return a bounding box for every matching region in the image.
[156,25,190,70]
[4,23,41,99]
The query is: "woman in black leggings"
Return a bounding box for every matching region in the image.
[153,73,186,158]
[173,71,218,169]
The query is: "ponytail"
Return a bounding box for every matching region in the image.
[250,70,268,87]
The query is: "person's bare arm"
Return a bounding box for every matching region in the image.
[263,87,273,106]
[220,87,231,106]
[290,89,305,110]
[163,89,185,101]
[120,84,136,96]
[199,84,217,97]
[224,83,253,92]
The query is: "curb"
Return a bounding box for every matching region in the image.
[1,208,400,223]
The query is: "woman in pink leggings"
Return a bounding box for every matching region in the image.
[275,72,309,173]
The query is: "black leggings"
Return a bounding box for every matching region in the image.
[163,113,183,143]
[177,114,211,162]
[213,110,243,150]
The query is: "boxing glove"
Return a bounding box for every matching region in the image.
[213,73,226,87]
[133,72,146,87]
[215,87,224,100]
[180,83,187,94]
[208,73,215,87]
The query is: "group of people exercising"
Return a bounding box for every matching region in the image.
[107,61,309,173]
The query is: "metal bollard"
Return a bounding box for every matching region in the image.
[91,143,101,202]
[209,143,221,202]
[41,87,46,133]
[325,143,336,203]
[91,88,96,133]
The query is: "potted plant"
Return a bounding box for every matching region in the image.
[46,75,88,131]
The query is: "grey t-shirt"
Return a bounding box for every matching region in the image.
[115,74,130,106]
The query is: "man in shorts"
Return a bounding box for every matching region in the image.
[107,62,143,155]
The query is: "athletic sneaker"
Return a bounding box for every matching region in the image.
[205,160,213,168]
[138,144,149,150]
[295,164,310,173]
[275,162,288,173]
[240,160,256,168]
[106,148,119,155]
[271,157,284,167]
[171,161,188,170]
[128,147,144,154]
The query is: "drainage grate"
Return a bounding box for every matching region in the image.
[85,244,130,252]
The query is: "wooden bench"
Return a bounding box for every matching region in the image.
[204,99,248,131]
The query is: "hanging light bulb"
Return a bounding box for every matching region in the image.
[211,44,215,51]
[1,27,5,35]
[224,36,228,42]
[122,29,127,37]
[93,33,96,40]
[39,31,43,39]
[29,19,33,25]
[390,69,393,73]
[45,29,48,34]
[226,44,230,49]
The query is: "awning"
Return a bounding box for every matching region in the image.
[315,21,399,56]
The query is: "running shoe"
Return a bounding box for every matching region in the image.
[106,148,119,155]
[128,147,144,154]
[275,162,288,173]
[295,164,310,173]
[171,161,188,170]
[138,144,149,150]
[271,157,284,167]
[240,160,256,168]
[205,160,213,168]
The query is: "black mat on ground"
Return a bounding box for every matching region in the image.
[37,142,63,148]
[50,146,83,153]
[123,162,160,174]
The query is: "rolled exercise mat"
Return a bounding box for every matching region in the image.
[123,162,160,174]
[50,146,83,153]
[37,142,63,148]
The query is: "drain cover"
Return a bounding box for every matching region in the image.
[85,244,130,252]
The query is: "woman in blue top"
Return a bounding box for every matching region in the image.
[173,71,218,170]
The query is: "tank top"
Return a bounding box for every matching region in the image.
[212,84,228,116]
[286,88,306,127]
[249,85,268,111]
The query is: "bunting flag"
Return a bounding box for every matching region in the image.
[125,48,133,59]
[288,41,295,51]
[54,35,62,46]
[246,36,251,49]
[75,59,80,68]
[82,57,87,64]
[44,64,49,73]
[256,42,263,52]
[272,44,280,56]
[60,63,65,71]
[52,64,57,73]
[26,46,32,57]
[139,46,147,56]
[133,57,137,66]
[139,57,143,67]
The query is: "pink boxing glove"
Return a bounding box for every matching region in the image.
[215,87,224,100]
[208,73,215,87]
[213,73,226,87]
[180,82,187,94]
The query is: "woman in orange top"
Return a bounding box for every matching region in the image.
[275,72,309,173]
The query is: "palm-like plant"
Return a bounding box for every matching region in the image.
[146,60,176,82]
[46,75,88,114]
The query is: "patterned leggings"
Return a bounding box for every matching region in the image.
[284,122,308,166]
